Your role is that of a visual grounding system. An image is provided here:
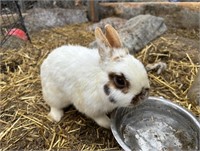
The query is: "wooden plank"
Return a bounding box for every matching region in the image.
[99,2,200,12]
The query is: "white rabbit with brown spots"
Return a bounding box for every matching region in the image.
[40,24,150,129]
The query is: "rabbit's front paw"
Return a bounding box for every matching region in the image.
[48,107,64,122]
[93,115,111,129]
[146,62,167,75]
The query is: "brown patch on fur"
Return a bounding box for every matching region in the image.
[103,84,110,95]
[131,88,149,105]
[121,87,129,94]
[131,93,141,105]
[103,83,117,104]
[109,96,116,103]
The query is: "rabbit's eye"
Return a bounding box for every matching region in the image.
[113,75,126,89]
[108,72,129,92]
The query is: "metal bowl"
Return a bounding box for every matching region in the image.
[111,97,200,151]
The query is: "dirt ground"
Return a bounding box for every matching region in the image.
[0,23,199,150]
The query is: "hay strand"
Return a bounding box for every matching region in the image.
[0,117,21,141]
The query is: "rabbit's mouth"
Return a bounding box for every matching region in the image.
[131,88,149,106]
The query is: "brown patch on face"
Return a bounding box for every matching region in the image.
[108,72,130,94]
[103,84,110,95]
[103,84,117,104]
[109,96,116,103]
[131,88,149,105]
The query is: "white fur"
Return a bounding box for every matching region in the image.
[41,33,149,129]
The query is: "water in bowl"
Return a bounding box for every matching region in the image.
[120,109,197,151]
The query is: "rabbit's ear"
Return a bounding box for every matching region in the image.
[95,27,111,48]
[105,24,122,48]
[95,27,112,61]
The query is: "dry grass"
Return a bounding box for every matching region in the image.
[0,23,199,150]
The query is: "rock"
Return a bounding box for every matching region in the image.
[119,14,167,53]
[89,15,167,53]
[187,70,200,105]
[99,2,200,29]
[24,8,88,32]
[88,17,127,31]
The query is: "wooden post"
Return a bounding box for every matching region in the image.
[87,0,99,22]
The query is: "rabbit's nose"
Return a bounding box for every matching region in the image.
[131,88,149,105]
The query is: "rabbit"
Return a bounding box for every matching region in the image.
[40,24,150,129]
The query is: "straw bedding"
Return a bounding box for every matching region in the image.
[0,23,199,150]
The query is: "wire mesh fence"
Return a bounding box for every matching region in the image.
[1,0,32,47]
